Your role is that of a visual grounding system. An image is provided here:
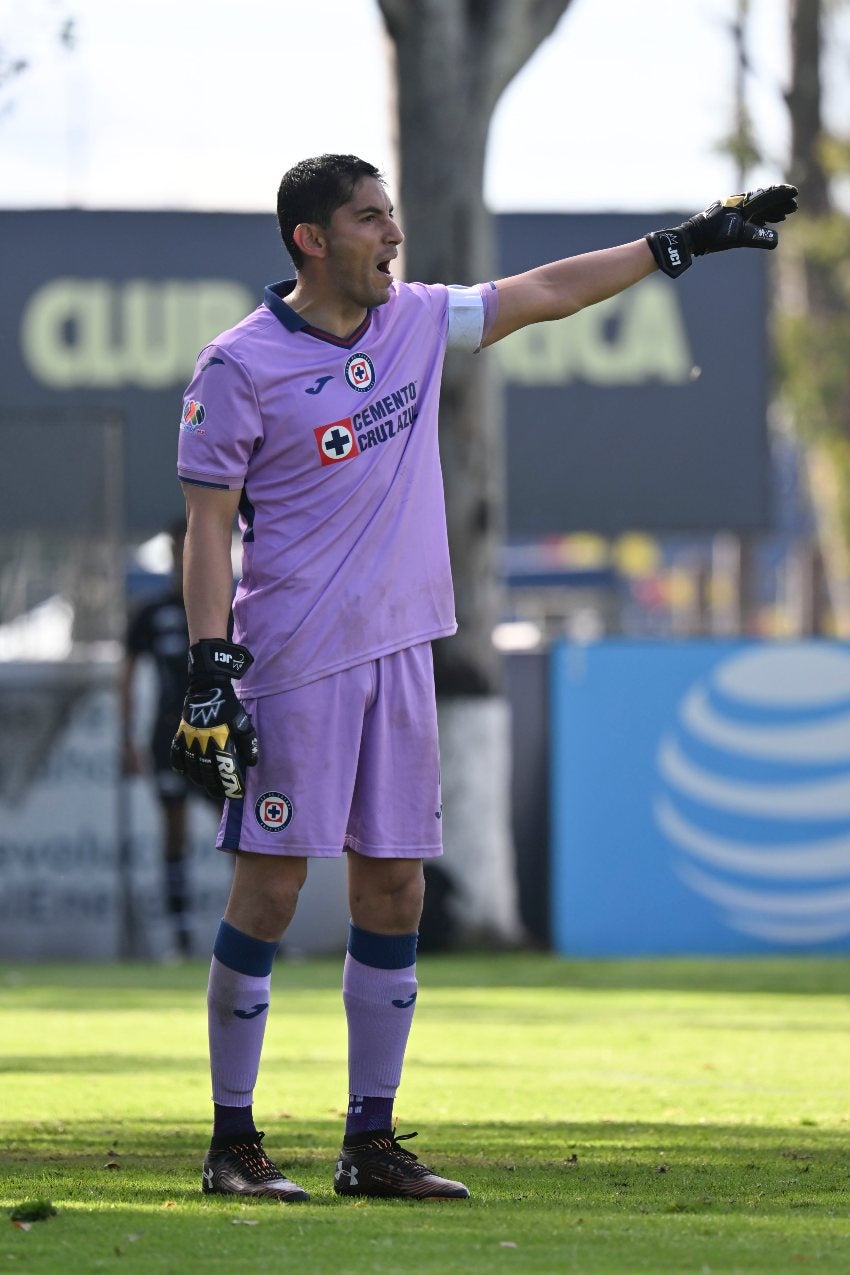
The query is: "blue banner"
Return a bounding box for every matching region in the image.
[551,640,850,955]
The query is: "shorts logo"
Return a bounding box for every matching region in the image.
[255,792,294,832]
[314,418,360,466]
[181,398,206,429]
[345,352,375,393]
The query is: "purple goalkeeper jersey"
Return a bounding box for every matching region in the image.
[177,278,496,698]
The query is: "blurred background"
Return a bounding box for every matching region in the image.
[2,0,849,962]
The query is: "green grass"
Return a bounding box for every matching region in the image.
[2,955,850,1273]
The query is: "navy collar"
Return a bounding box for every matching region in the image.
[263,279,372,349]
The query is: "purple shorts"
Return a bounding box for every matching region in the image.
[217,642,443,858]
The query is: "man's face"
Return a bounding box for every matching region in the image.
[323,177,404,309]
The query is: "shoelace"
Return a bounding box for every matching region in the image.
[370,1131,434,1176]
[230,1132,283,1182]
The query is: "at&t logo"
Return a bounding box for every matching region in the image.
[655,644,850,946]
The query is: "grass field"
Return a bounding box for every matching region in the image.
[2,954,849,1273]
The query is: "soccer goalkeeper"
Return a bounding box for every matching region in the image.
[171,158,797,1201]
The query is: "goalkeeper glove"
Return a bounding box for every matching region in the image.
[170,638,258,801]
[646,184,799,279]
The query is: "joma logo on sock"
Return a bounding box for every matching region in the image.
[233,1002,268,1020]
[391,993,417,1009]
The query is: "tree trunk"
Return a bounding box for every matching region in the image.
[782,0,850,633]
[787,0,830,216]
[378,0,572,942]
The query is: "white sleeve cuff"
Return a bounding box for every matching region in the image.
[446,285,486,352]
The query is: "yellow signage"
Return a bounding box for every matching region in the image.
[495,277,694,386]
[21,278,254,389]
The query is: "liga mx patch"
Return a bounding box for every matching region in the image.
[255,792,294,832]
[345,351,375,392]
[180,398,206,432]
[314,418,360,466]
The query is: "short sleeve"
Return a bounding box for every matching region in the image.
[177,345,263,490]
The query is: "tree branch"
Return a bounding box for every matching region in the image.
[378,0,574,128]
[478,0,574,108]
[376,0,408,42]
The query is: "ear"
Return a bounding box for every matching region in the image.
[292,222,327,261]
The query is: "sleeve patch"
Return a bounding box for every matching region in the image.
[180,398,207,434]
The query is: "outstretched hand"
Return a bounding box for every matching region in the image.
[646,184,799,278]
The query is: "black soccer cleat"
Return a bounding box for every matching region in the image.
[333,1129,469,1200]
[202,1132,309,1201]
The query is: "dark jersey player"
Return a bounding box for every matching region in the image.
[170,154,797,1201]
[123,522,204,957]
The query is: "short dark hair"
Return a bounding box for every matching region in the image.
[276,154,384,269]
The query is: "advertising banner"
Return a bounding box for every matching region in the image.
[551,639,850,955]
[498,213,769,535]
[1,210,768,536]
[0,665,350,960]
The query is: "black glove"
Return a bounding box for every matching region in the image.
[647,184,799,278]
[170,639,258,800]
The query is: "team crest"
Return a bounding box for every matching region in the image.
[314,418,360,466]
[255,792,293,832]
[344,352,375,393]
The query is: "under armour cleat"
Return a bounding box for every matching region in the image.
[202,1132,309,1201]
[333,1129,469,1200]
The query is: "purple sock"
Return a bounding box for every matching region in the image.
[346,1094,395,1136]
[342,924,418,1138]
[207,921,278,1134]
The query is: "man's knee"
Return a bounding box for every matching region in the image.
[225,854,308,941]
[348,856,425,934]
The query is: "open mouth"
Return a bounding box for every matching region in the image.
[376,258,394,278]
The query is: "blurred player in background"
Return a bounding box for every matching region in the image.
[171,155,797,1201]
[122,519,209,958]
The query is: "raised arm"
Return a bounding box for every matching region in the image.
[481,183,798,349]
[482,240,655,347]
